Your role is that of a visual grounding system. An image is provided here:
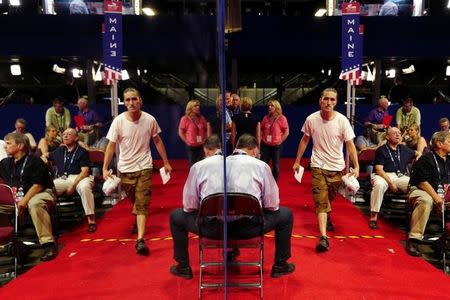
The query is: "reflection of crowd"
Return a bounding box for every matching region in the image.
[0,86,448,277]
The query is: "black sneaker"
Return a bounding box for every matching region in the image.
[170,264,193,279]
[271,262,295,278]
[406,239,422,257]
[316,236,329,252]
[326,214,335,232]
[40,242,57,261]
[135,238,150,256]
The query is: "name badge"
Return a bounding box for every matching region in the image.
[196,135,202,143]
[266,135,272,142]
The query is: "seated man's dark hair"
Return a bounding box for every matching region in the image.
[203,135,221,150]
[236,134,257,150]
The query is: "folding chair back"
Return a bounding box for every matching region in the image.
[197,192,264,299]
[0,184,19,278]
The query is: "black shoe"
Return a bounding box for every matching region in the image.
[271,262,295,278]
[326,214,335,232]
[316,236,329,252]
[40,242,57,261]
[135,238,150,256]
[406,239,422,257]
[131,222,138,234]
[368,220,378,230]
[170,264,193,279]
[226,248,240,262]
[88,223,97,233]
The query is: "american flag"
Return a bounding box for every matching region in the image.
[103,66,122,85]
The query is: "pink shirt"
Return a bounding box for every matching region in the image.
[178,115,207,147]
[261,114,289,146]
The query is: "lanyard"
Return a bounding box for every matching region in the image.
[189,116,202,134]
[56,113,65,131]
[267,115,279,135]
[63,145,79,174]
[11,155,29,186]
[432,152,449,184]
[386,144,401,172]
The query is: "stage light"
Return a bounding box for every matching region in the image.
[53,64,66,74]
[315,9,327,17]
[9,0,20,6]
[402,65,415,74]
[137,68,141,76]
[446,66,450,76]
[447,0,450,9]
[142,7,156,16]
[10,64,21,76]
[72,68,82,78]
[386,69,396,78]
[92,66,102,81]
[328,69,332,76]
[121,70,130,80]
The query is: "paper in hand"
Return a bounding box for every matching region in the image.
[294,166,304,183]
[159,167,171,185]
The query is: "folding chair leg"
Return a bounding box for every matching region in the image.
[199,246,203,300]
[442,204,447,274]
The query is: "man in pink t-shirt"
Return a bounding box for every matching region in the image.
[293,88,359,253]
[103,88,172,256]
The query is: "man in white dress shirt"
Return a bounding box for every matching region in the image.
[169,134,294,279]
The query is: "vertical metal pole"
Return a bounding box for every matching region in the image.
[345,80,351,174]
[111,80,121,199]
[351,83,356,128]
[216,0,228,297]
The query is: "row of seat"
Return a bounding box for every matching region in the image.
[355,148,450,273]
[0,149,109,280]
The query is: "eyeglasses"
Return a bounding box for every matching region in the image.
[125,97,139,101]
[322,97,336,101]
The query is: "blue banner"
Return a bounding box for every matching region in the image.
[340,2,362,83]
[102,0,122,84]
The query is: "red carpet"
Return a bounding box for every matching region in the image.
[1,159,450,299]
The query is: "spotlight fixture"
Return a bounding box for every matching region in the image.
[9,0,20,6]
[142,7,156,16]
[385,69,396,79]
[72,68,83,78]
[315,9,327,17]
[446,66,450,76]
[10,64,21,76]
[53,64,66,74]
[121,69,130,80]
[92,66,103,81]
[402,65,415,74]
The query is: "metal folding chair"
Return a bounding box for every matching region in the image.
[0,184,20,278]
[197,192,264,299]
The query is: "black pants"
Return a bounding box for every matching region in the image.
[260,143,282,181]
[186,145,204,167]
[170,206,293,266]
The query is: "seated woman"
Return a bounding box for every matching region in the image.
[37,125,61,162]
[404,123,428,157]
